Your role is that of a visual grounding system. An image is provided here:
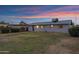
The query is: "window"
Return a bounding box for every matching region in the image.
[36,25,39,28]
[51,25,54,27]
[41,26,43,28]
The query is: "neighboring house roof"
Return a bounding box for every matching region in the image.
[30,20,72,25]
[9,23,28,26]
[0,24,8,27]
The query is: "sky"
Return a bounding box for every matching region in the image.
[0,5,79,25]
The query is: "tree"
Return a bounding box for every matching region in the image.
[19,21,26,25]
[0,21,9,24]
[0,21,6,24]
[52,18,59,22]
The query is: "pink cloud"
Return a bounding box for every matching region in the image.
[11,6,79,19]
[15,12,79,18]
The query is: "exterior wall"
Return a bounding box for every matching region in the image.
[28,25,70,33]
[0,24,8,27]
[28,26,33,31]
[10,26,29,31]
[28,26,35,31]
[10,26,27,28]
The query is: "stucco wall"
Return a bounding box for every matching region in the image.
[28,25,70,33]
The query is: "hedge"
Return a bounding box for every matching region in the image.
[10,28,20,33]
[0,27,20,33]
[68,26,79,37]
[0,28,10,33]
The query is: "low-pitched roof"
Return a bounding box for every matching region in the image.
[30,20,72,25]
[0,24,8,26]
[9,23,28,26]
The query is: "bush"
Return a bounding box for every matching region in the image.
[20,27,26,32]
[10,28,20,33]
[68,26,79,37]
[0,27,10,33]
[0,26,26,33]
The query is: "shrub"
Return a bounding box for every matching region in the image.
[20,27,26,32]
[0,27,10,33]
[10,28,20,33]
[68,26,79,37]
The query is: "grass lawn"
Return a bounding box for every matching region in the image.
[0,32,79,54]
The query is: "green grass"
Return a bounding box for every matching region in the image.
[0,32,78,54]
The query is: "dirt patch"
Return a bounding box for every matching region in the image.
[46,45,72,54]
[59,38,79,46]
[46,37,79,54]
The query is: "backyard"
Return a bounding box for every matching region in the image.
[0,32,79,54]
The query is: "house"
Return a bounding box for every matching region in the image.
[0,21,9,28]
[28,19,73,33]
[0,24,8,27]
[0,23,9,33]
[9,21,29,31]
[0,19,73,33]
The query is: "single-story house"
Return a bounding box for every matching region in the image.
[0,24,8,27]
[0,23,9,33]
[9,21,29,31]
[28,20,73,33]
[0,19,73,33]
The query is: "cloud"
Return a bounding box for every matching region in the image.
[12,6,45,15]
[12,6,79,18]
[49,5,79,12]
[1,6,79,19]
[14,12,79,18]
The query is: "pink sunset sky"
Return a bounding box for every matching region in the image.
[0,5,79,25]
